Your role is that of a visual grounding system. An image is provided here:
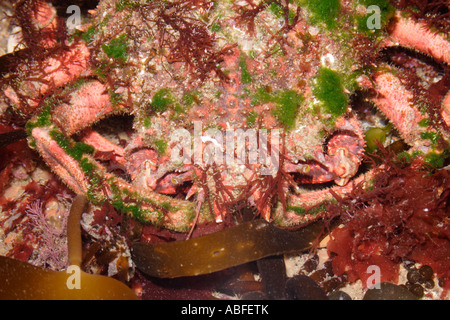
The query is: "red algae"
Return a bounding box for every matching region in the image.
[327,155,450,294]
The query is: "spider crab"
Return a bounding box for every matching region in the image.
[1,0,449,233]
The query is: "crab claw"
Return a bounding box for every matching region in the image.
[285,128,364,186]
[154,171,194,195]
[284,161,337,183]
[52,81,117,136]
[325,131,365,186]
[326,147,360,186]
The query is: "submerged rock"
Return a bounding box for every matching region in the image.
[363,282,418,300]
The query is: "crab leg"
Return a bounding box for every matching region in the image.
[370,71,425,147]
[52,81,119,136]
[80,129,126,165]
[388,16,450,64]
[154,170,194,194]
[284,161,338,183]
[278,173,369,226]
[30,125,213,231]
[2,1,91,114]
[365,14,450,150]
[3,42,90,113]
[31,126,90,195]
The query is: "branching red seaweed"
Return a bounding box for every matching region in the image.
[327,151,450,296]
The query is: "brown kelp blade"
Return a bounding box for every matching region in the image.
[0,255,138,300]
[0,195,138,300]
[132,219,332,278]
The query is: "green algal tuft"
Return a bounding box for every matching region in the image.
[112,200,147,223]
[102,34,128,62]
[143,117,151,128]
[79,157,95,174]
[109,88,122,107]
[95,63,108,80]
[304,0,341,30]
[25,101,53,135]
[268,2,284,19]
[397,150,423,163]
[313,67,348,118]
[50,129,95,161]
[115,0,140,11]
[182,91,200,107]
[154,138,168,155]
[151,88,174,112]
[272,90,304,130]
[418,118,430,127]
[210,22,222,32]
[424,150,450,169]
[49,129,71,154]
[82,26,97,43]
[239,54,253,84]
[252,87,304,130]
[287,206,306,216]
[420,131,440,146]
[307,203,329,216]
[160,201,174,211]
[246,111,258,127]
[252,86,273,105]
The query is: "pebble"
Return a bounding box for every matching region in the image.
[407,269,421,284]
[285,275,329,300]
[423,279,435,290]
[363,282,418,300]
[405,283,424,298]
[328,290,352,300]
[302,254,319,273]
[418,265,434,281]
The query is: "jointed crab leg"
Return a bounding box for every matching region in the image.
[370,72,425,147]
[388,16,450,64]
[30,125,213,231]
[80,129,126,165]
[31,127,90,195]
[364,16,450,152]
[52,81,118,136]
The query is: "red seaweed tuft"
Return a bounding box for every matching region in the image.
[327,151,450,294]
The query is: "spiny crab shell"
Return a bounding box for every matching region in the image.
[1,0,449,232]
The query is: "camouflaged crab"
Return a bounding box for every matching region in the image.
[1,0,449,233]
